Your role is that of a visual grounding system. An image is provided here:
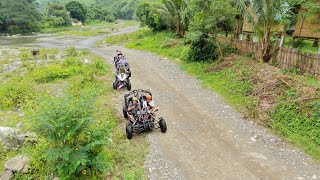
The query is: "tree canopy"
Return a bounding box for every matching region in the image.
[0,0,41,32]
[66,1,87,22]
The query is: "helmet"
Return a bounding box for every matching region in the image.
[132,97,138,101]
[146,95,152,100]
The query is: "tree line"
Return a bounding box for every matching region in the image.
[0,0,140,33]
[136,0,320,62]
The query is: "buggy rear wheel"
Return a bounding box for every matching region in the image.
[123,108,128,118]
[126,124,133,139]
[159,118,167,133]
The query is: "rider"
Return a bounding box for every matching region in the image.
[145,95,155,111]
[118,56,127,66]
[128,97,141,123]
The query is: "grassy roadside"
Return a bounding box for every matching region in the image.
[41,20,139,37]
[100,28,320,161]
[0,47,147,179]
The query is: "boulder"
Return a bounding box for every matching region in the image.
[0,170,13,180]
[0,127,22,150]
[0,127,37,149]
[5,155,30,173]
[17,131,37,144]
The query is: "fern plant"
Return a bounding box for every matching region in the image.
[35,83,110,179]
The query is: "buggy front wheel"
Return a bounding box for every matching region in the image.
[159,118,167,133]
[126,124,133,139]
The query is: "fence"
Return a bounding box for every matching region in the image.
[217,36,320,78]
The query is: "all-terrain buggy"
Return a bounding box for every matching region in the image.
[123,89,167,139]
[113,68,132,91]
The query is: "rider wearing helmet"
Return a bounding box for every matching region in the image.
[128,97,141,122]
[145,95,155,111]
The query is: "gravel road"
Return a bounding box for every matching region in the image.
[94,46,320,180]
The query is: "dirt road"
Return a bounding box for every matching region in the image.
[94,46,320,180]
[4,26,319,179]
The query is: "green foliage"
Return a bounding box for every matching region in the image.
[136,0,190,34]
[86,0,140,22]
[185,0,236,61]
[44,2,72,27]
[0,78,35,110]
[31,64,77,83]
[66,46,79,57]
[87,7,115,22]
[0,48,147,179]
[185,33,219,61]
[103,28,184,60]
[66,1,87,22]
[0,0,41,33]
[35,83,110,178]
[272,100,320,159]
[136,1,167,31]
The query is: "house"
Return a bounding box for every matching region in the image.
[293,9,320,40]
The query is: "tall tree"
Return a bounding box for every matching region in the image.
[234,0,288,62]
[45,2,72,27]
[186,0,236,61]
[66,1,87,22]
[136,1,168,31]
[0,0,41,31]
[154,0,190,35]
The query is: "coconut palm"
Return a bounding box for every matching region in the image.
[234,0,288,62]
[154,0,190,35]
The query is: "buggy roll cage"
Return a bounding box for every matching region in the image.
[124,89,153,107]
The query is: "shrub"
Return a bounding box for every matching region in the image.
[185,33,219,62]
[35,85,110,179]
[66,46,78,57]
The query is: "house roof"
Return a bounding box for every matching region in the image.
[293,10,320,39]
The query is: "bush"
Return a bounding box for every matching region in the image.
[35,84,110,179]
[66,46,78,57]
[185,33,219,62]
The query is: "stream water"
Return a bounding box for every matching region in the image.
[0,26,139,49]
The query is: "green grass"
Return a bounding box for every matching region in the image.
[0,47,148,179]
[101,28,186,61]
[102,28,320,161]
[42,20,139,37]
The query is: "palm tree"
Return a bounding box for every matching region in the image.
[234,0,287,62]
[154,0,190,35]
